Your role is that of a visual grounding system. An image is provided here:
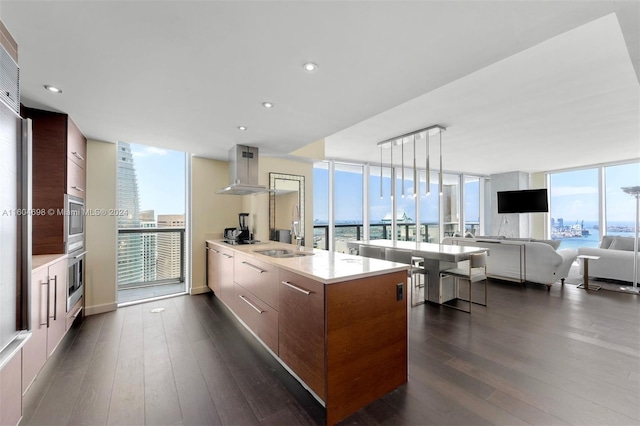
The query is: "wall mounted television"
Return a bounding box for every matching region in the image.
[497,188,549,213]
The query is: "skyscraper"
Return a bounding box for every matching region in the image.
[116,141,143,285]
[140,209,157,282]
[157,214,185,280]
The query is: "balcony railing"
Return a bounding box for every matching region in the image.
[117,227,185,289]
[313,223,447,251]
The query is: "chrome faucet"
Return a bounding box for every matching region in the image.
[291,204,302,249]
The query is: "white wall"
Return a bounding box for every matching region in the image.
[530,172,547,239]
[490,171,530,238]
[85,140,117,315]
[190,157,242,294]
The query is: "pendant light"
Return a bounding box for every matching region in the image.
[439,129,443,196]
[401,138,405,198]
[425,131,430,196]
[412,134,417,198]
[390,138,394,201]
[380,144,383,199]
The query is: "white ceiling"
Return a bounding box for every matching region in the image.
[1,1,639,175]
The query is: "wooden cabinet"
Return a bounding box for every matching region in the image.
[22,107,87,255]
[206,241,408,425]
[234,253,278,310]
[0,351,22,426]
[22,256,67,394]
[218,246,235,304]
[278,270,325,399]
[206,243,220,294]
[232,283,279,353]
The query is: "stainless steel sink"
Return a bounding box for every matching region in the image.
[253,249,314,258]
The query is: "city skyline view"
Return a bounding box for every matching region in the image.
[116,141,187,296]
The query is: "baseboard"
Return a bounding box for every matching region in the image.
[190,285,211,295]
[85,302,117,316]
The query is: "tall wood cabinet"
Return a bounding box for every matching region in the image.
[21,107,87,255]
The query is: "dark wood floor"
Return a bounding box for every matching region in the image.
[21,279,640,426]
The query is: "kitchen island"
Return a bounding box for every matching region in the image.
[205,240,409,425]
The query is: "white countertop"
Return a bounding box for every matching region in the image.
[32,253,67,272]
[207,240,408,284]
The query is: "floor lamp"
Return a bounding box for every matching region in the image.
[622,186,640,291]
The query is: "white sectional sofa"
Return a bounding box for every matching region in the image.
[577,235,639,283]
[442,236,577,288]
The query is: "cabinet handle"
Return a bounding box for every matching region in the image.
[241,261,266,274]
[71,186,84,192]
[281,281,312,295]
[51,276,58,321]
[72,307,83,319]
[238,295,264,314]
[73,251,87,259]
[206,247,219,253]
[41,279,50,327]
[222,253,233,258]
[71,151,85,161]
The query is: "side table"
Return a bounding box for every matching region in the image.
[577,254,601,291]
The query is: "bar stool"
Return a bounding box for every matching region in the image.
[384,247,426,306]
[358,244,386,260]
[439,252,488,313]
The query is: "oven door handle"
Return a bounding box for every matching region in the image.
[72,251,87,259]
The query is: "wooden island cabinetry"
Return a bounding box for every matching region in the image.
[206,240,408,425]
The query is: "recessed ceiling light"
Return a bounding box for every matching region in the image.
[303,62,318,72]
[238,126,247,131]
[262,102,274,108]
[44,85,62,93]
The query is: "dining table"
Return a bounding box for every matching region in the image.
[348,239,490,304]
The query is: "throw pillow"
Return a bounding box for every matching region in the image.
[600,235,615,249]
[609,236,636,251]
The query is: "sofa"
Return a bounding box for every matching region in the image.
[577,235,639,283]
[442,236,577,288]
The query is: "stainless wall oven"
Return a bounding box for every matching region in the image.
[65,194,84,254]
[67,250,85,311]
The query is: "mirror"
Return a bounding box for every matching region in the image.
[269,173,305,244]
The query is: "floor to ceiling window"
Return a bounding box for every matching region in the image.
[549,167,601,249]
[312,162,329,249]
[369,165,392,240]
[605,162,640,238]
[312,159,485,248]
[334,163,363,253]
[419,170,440,242]
[116,141,187,304]
[442,173,461,237]
[464,175,481,236]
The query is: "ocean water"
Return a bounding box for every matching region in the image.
[555,220,636,250]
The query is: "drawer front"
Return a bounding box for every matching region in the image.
[279,270,326,399]
[234,253,279,310]
[218,247,235,304]
[66,159,86,199]
[233,283,278,353]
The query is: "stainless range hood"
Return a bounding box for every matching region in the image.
[217,145,269,195]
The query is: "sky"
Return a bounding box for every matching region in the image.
[129,143,186,217]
